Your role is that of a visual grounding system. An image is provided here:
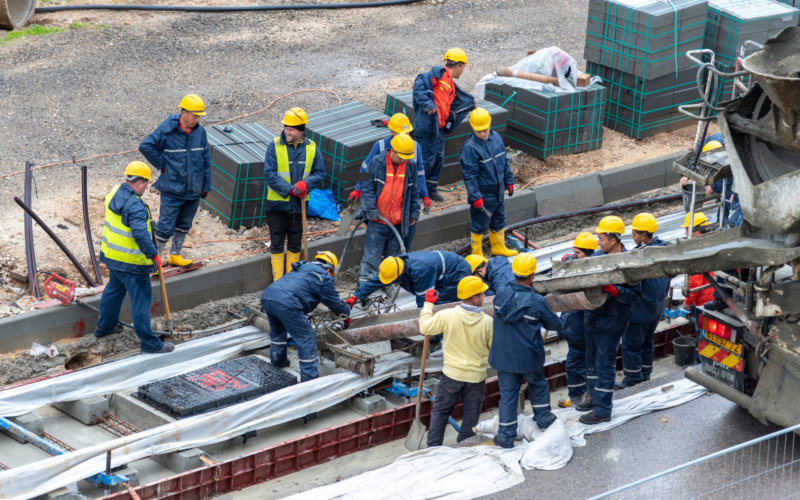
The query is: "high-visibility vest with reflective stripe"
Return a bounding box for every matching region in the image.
[267,137,315,202]
[100,184,155,267]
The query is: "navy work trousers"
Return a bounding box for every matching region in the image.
[621,318,659,384]
[262,298,318,382]
[419,134,445,194]
[358,221,416,284]
[566,335,588,399]
[427,374,485,447]
[156,193,200,248]
[469,194,506,234]
[585,330,622,418]
[496,369,553,444]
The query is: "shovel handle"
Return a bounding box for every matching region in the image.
[157,266,171,322]
[415,335,430,405]
[301,197,309,262]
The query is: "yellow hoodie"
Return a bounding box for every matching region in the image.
[419,302,493,383]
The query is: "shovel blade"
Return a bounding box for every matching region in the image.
[404,418,426,451]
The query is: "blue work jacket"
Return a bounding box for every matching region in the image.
[489,282,570,373]
[355,137,428,198]
[263,132,326,214]
[99,183,159,275]
[485,256,514,297]
[360,152,420,238]
[412,66,475,138]
[354,251,471,307]
[559,310,586,347]
[139,114,211,201]
[630,236,670,324]
[460,131,514,204]
[585,247,642,335]
[261,261,350,317]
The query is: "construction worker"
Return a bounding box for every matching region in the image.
[681,212,715,364]
[95,162,173,354]
[575,216,641,425]
[679,134,741,229]
[556,232,598,409]
[261,251,350,385]
[467,254,513,297]
[491,254,570,448]
[139,94,211,268]
[348,113,430,213]
[357,133,421,285]
[263,108,326,282]
[420,276,493,446]
[617,214,670,390]
[413,48,476,201]
[461,108,517,258]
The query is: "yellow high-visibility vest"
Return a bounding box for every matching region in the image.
[100,184,155,266]
[267,137,315,202]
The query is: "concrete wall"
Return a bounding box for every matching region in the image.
[0,151,685,351]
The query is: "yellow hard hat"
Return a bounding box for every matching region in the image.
[124,161,152,181]
[682,212,710,228]
[391,133,415,160]
[469,108,492,131]
[702,140,723,153]
[315,251,338,276]
[179,94,206,116]
[379,256,405,284]
[573,232,599,251]
[388,113,413,134]
[444,47,468,65]
[512,253,537,277]
[630,213,658,233]
[466,254,488,274]
[281,107,308,127]
[595,216,626,235]
[457,276,489,300]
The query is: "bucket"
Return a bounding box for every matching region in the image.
[682,184,705,212]
[673,336,696,367]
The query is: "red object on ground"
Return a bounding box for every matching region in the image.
[150,261,204,281]
[43,274,76,306]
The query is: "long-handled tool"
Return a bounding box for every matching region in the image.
[301,196,309,261]
[517,382,528,415]
[404,335,430,451]
[156,264,174,339]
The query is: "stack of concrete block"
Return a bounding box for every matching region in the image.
[384,92,508,185]
[482,82,607,159]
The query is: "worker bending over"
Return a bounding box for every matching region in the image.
[617,214,669,390]
[461,108,517,258]
[357,133,420,285]
[466,254,513,297]
[261,251,349,385]
[576,216,641,425]
[491,254,570,448]
[413,48,475,201]
[263,108,326,282]
[349,113,430,213]
[556,232,598,408]
[95,162,173,354]
[419,276,493,446]
[139,94,211,268]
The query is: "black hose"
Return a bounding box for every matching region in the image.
[36,0,424,13]
[81,165,103,286]
[336,218,365,276]
[76,299,172,335]
[23,161,41,298]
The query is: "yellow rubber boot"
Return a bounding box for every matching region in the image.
[470,232,485,258]
[286,251,301,274]
[168,254,193,267]
[271,253,285,282]
[489,229,518,257]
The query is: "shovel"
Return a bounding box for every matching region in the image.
[301,196,309,261]
[156,264,174,340]
[404,335,430,451]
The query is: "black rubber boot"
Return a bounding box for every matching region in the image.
[614,379,639,391]
[155,342,174,354]
[429,192,444,202]
[579,411,611,425]
[536,413,557,430]
[493,434,515,449]
[704,299,726,311]
[575,400,595,412]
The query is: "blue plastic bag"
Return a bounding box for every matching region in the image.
[307,189,342,222]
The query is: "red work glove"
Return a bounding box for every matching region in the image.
[345,318,352,329]
[602,284,619,298]
[153,255,162,270]
[424,289,439,304]
[561,253,578,263]
[201,191,208,199]
[507,184,514,197]
[345,296,358,308]
[291,180,307,197]
[349,190,361,203]
[423,197,431,208]
[473,198,484,210]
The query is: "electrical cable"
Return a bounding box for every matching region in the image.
[35,0,424,13]
[23,161,41,298]
[81,165,104,286]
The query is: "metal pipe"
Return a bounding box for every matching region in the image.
[81,165,103,285]
[510,230,541,250]
[714,270,747,290]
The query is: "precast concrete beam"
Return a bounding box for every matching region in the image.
[0,412,43,444]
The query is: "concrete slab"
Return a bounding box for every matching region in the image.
[33,487,75,500]
[108,392,174,431]
[1,412,43,444]
[54,396,108,426]
[152,448,208,474]
[346,394,387,415]
[600,156,668,203]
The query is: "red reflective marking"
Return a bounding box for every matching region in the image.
[189,369,249,392]
[72,318,86,338]
[150,300,161,316]
[711,349,729,363]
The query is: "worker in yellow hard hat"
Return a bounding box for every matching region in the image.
[263,107,326,283]
[461,107,517,259]
[413,48,476,202]
[95,162,174,355]
[139,94,210,269]
[467,252,514,297]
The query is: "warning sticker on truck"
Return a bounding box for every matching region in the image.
[699,337,744,392]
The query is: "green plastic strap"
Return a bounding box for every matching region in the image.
[500,91,517,108]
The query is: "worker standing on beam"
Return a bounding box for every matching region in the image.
[139,94,211,268]
[95,162,173,354]
[617,214,669,390]
[491,254,570,448]
[575,216,642,425]
[263,108,326,283]
[348,113,431,214]
[413,48,476,202]
[466,254,513,297]
[356,133,421,286]
[419,276,493,447]
[460,108,517,258]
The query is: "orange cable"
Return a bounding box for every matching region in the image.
[519,174,562,191]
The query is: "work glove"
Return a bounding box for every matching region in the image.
[424,289,439,304]
[602,284,619,298]
[349,190,361,203]
[507,184,515,197]
[422,197,431,215]
[201,191,208,199]
[345,296,358,308]
[291,180,307,197]
[561,253,578,263]
[473,197,484,210]
[153,255,162,270]
[345,318,352,329]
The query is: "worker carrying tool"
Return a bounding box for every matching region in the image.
[555,232,598,409]
[263,107,326,282]
[460,108,517,258]
[419,276,493,447]
[349,113,431,213]
[575,216,641,425]
[466,254,513,297]
[617,214,670,390]
[356,133,421,285]
[261,251,350,385]
[139,94,211,268]
[491,253,570,448]
[413,48,476,202]
[95,162,174,354]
